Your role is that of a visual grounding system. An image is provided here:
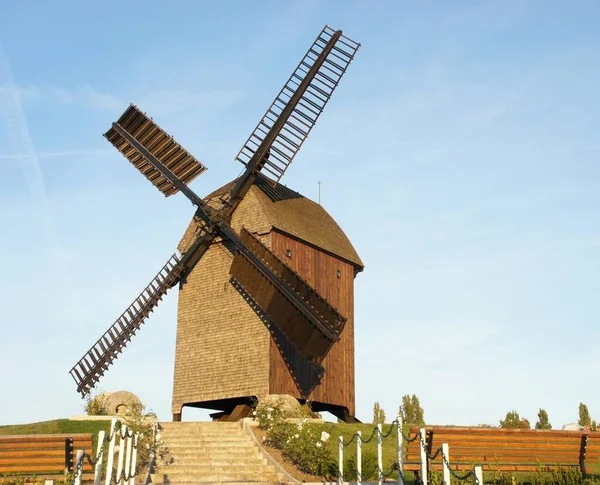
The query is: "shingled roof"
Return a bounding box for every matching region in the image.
[178,177,364,270]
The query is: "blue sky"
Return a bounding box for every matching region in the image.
[1,1,599,428]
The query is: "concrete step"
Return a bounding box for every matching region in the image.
[156,421,284,483]
[152,478,285,485]
[167,447,263,456]
[166,442,257,451]
[155,472,284,483]
[166,456,268,466]
[160,429,245,434]
[162,435,249,443]
[159,422,242,429]
[161,464,278,472]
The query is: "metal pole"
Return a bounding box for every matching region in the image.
[397,416,404,485]
[104,419,117,485]
[124,431,133,483]
[419,428,428,485]
[93,430,105,485]
[442,443,450,485]
[74,450,84,485]
[129,434,139,485]
[339,436,344,485]
[357,431,362,485]
[474,466,483,485]
[377,423,383,485]
[116,426,127,485]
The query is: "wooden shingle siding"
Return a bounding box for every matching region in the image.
[171,241,270,415]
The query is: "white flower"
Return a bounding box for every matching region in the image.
[155,433,161,440]
[267,413,272,420]
[294,434,299,439]
[262,436,266,442]
[316,442,322,448]
[267,407,273,412]
[320,431,330,442]
[145,443,150,449]
[253,411,257,416]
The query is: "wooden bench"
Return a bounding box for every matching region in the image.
[405,426,600,476]
[0,434,94,480]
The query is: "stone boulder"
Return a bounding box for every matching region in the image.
[259,394,302,417]
[97,390,142,416]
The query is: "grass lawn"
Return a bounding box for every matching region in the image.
[268,421,600,484]
[0,419,111,450]
[0,419,111,436]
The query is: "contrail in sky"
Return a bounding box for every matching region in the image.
[0,42,74,307]
[0,148,112,160]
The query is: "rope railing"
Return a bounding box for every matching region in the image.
[337,417,484,485]
[70,418,151,485]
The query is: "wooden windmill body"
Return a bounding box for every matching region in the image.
[69,26,364,422]
[173,180,363,421]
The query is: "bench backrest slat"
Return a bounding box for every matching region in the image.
[405,426,600,473]
[0,433,94,476]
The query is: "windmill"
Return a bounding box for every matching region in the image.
[70,26,364,422]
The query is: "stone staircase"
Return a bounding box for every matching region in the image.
[154,421,287,483]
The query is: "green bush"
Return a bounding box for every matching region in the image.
[84,390,109,416]
[256,397,336,476]
[344,451,379,481]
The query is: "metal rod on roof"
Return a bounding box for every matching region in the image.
[318,180,322,205]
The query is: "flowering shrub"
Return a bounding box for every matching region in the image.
[116,401,170,471]
[255,398,335,476]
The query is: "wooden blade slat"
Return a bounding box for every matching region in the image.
[104,105,207,197]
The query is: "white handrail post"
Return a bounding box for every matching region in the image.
[338,436,344,485]
[377,423,383,485]
[124,431,133,484]
[105,419,117,485]
[129,434,138,485]
[93,430,105,485]
[357,431,362,485]
[397,416,404,485]
[419,428,428,485]
[74,450,84,485]
[442,443,450,485]
[116,425,127,485]
[474,466,483,485]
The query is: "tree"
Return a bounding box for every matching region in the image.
[372,402,386,424]
[535,409,552,429]
[579,403,592,429]
[399,394,425,425]
[500,410,530,429]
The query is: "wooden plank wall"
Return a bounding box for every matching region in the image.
[269,230,356,416]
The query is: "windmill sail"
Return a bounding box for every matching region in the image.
[229,228,346,362]
[69,254,183,395]
[104,105,207,197]
[234,25,360,184]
